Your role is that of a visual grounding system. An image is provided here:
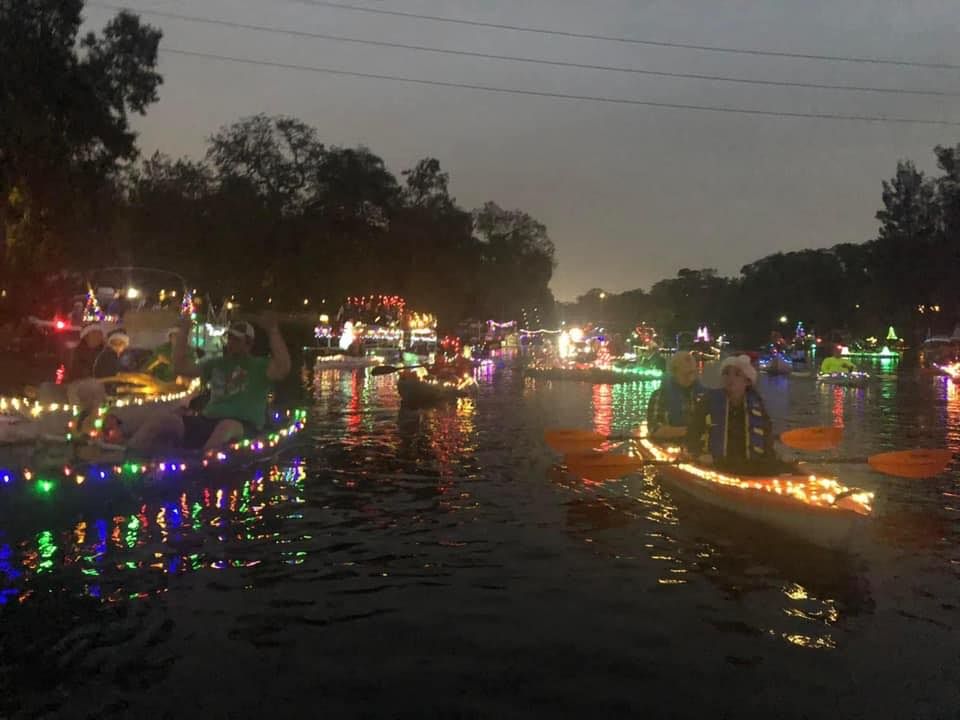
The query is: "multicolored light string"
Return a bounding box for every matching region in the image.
[2,409,307,494]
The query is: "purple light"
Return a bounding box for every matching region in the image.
[1,474,10,484]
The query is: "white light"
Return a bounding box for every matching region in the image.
[126,287,140,300]
[569,327,585,343]
[339,321,355,351]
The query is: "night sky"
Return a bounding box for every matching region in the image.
[84,0,960,300]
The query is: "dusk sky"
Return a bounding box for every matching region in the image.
[84,0,960,301]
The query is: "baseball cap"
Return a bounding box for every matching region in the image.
[227,321,255,341]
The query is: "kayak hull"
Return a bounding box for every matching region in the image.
[397,374,475,404]
[818,372,870,387]
[638,440,873,550]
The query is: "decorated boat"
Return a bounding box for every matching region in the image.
[635,436,874,550]
[397,368,477,404]
[760,353,793,376]
[0,408,308,498]
[0,375,201,445]
[817,371,871,387]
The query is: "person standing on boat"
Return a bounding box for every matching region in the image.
[646,351,702,440]
[128,313,291,453]
[685,354,784,474]
[820,345,856,374]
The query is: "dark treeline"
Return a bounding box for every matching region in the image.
[0,2,556,329]
[2,1,957,343]
[562,147,960,346]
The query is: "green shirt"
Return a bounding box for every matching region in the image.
[820,356,855,374]
[200,354,271,429]
[145,342,175,383]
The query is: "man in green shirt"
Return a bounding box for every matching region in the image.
[128,313,291,453]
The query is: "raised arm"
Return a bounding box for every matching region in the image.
[256,312,291,381]
[172,316,200,377]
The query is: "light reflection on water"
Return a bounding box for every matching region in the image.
[1,360,959,712]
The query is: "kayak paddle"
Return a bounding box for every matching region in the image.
[779,426,843,451]
[808,449,954,479]
[547,425,843,453]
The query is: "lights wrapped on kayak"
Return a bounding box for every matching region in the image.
[817,371,871,383]
[638,437,873,516]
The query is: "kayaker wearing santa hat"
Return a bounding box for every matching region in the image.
[685,354,784,475]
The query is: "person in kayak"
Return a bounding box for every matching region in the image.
[685,354,789,475]
[127,313,290,453]
[646,351,702,440]
[820,345,856,374]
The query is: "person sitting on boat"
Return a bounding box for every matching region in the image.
[820,345,856,375]
[93,328,137,378]
[70,323,106,380]
[646,351,702,441]
[685,354,789,475]
[141,327,179,383]
[128,313,291,453]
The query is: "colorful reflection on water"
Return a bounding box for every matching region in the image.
[0,461,307,606]
[0,357,957,705]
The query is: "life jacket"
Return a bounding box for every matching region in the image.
[700,388,767,460]
[661,379,703,426]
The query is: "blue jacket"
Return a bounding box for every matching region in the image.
[689,388,770,460]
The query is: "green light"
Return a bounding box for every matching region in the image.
[37,479,55,494]
[37,530,57,573]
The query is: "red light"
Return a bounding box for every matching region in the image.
[54,319,66,331]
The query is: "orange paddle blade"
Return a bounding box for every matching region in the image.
[867,449,954,479]
[544,429,607,452]
[780,426,843,451]
[565,452,645,479]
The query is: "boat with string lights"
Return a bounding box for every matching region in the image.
[0,374,202,445]
[817,371,871,387]
[312,295,409,369]
[0,408,307,499]
[397,367,477,405]
[759,352,793,376]
[635,434,874,550]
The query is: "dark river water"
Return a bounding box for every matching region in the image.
[2,358,959,719]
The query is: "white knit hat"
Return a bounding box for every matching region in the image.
[720,354,758,384]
